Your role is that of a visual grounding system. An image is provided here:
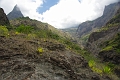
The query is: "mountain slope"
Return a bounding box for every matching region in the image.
[7,5,24,20]
[86,7,120,78]
[0,8,112,80]
[0,33,112,80]
[10,17,71,39]
[76,2,120,38]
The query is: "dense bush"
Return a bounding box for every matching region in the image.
[16,25,34,34]
[0,25,9,37]
[34,30,60,40]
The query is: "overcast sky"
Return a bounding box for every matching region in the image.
[0,0,119,29]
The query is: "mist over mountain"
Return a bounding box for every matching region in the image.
[7,5,24,20]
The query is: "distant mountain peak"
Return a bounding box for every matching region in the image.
[7,5,24,20]
[13,5,20,11]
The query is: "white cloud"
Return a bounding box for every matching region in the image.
[0,0,43,20]
[42,0,120,28]
[0,0,120,29]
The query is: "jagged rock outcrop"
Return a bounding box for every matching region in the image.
[76,2,120,38]
[0,8,10,26]
[7,5,24,20]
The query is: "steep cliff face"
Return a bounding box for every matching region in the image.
[0,8,10,26]
[86,7,120,55]
[7,5,24,20]
[86,25,120,55]
[77,2,120,38]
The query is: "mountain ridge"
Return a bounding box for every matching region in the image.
[76,2,120,38]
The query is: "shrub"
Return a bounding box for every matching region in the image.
[88,60,96,68]
[27,33,37,39]
[47,31,60,40]
[92,67,103,75]
[38,47,44,53]
[34,30,48,38]
[88,60,103,75]
[16,25,34,34]
[37,47,44,56]
[101,46,113,51]
[103,66,111,74]
[15,31,20,35]
[0,25,9,37]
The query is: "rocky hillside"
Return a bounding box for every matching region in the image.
[76,2,120,38]
[7,5,24,20]
[86,7,120,78]
[0,8,10,26]
[0,8,114,80]
[0,34,112,80]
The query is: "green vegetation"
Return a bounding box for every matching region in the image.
[88,60,96,67]
[103,66,111,74]
[16,25,34,34]
[108,13,120,24]
[98,23,120,32]
[34,30,60,40]
[80,34,90,46]
[61,39,81,51]
[37,47,44,56]
[82,29,120,79]
[38,47,44,53]
[91,67,103,76]
[0,25,9,37]
[88,59,112,76]
[17,17,30,20]
[27,33,37,39]
[15,31,20,35]
[101,33,120,53]
[38,47,43,53]
[80,34,90,42]
[101,46,113,51]
[98,12,120,32]
[98,27,109,32]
